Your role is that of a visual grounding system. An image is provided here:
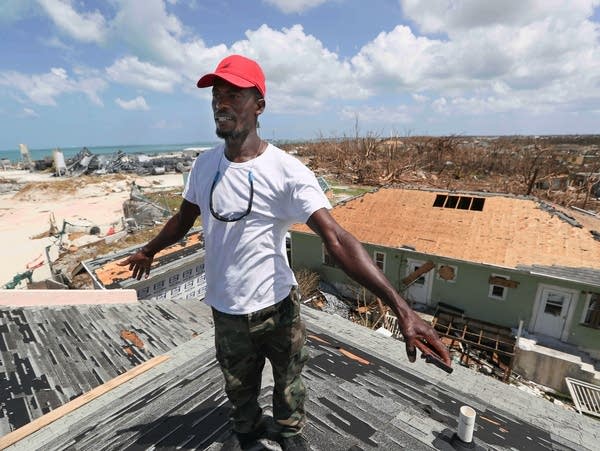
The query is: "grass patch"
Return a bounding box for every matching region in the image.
[330,185,373,198]
[145,188,183,213]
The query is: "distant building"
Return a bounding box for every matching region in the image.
[571,172,600,198]
[76,228,206,301]
[290,188,600,359]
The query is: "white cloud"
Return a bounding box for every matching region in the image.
[43,36,71,50]
[104,0,599,121]
[104,4,364,109]
[106,57,182,92]
[111,0,188,65]
[77,76,106,106]
[352,26,442,91]
[432,97,448,114]
[351,2,600,118]
[6,0,600,132]
[341,105,412,125]
[115,96,149,111]
[37,0,107,43]
[0,0,36,23]
[400,0,600,34]
[22,108,39,117]
[0,67,107,106]
[229,24,367,112]
[263,0,330,14]
[108,0,227,90]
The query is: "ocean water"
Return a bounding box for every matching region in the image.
[0,142,219,163]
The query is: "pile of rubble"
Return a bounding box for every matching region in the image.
[284,135,600,212]
[35,147,196,177]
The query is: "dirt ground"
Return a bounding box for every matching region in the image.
[0,170,185,287]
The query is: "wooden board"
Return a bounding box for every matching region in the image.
[0,355,170,450]
[488,276,519,288]
[402,260,435,285]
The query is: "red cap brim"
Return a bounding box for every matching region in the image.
[196,73,256,90]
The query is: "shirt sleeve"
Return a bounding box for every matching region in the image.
[182,157,199,205]
[289,166,332,224]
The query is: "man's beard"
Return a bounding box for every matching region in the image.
[215,124,251,140]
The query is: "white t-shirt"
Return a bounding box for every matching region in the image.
[183,143,331,314]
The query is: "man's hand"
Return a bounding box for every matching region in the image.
[400,310,452,371]
[117,250,154,280]
[306,209,453,372]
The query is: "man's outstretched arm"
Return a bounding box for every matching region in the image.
[306,207,451,367]
[118,199,201,280]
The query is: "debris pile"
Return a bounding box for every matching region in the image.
[44,147,197,177]
[122,183,171,228]
[284,135,600,212]
[41,182,186,289]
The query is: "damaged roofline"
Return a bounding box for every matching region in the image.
[79,260,106,290]
[292,230,599,288]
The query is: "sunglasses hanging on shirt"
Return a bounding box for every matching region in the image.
[209,169,254,222]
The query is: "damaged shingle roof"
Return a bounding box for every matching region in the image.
[0,298,213,435]
[516,264,600,286]
[2,305,598,450]
[292,188,600,277]
[88,231,203,288]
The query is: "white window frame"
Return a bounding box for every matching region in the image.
[436,264,458,283]
[373,251,386,272]
[488,274,509,300]
[581,292,600,329]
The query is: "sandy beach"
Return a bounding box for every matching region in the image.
[0,169,185,287]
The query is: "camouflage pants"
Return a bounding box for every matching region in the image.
[212,288,308,438]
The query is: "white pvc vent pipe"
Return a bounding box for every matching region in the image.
[457,405,476,443]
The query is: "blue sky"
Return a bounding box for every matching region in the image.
[1,0,600,150]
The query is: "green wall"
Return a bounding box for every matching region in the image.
[428,263,536,328]
[290,231,600,350]
[551,285,600,349]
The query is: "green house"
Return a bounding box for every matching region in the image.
[290,188,600,359]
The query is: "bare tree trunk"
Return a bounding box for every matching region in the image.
[526,167,539,195]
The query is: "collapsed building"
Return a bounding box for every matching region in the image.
[291,187,600,394]
[33,147,197,177]
[73,228,206,301]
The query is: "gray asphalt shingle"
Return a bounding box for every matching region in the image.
[3,305,598,450]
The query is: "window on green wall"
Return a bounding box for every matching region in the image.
[374,251,386,271]
[582,293,600,329]
[488,274,509,300]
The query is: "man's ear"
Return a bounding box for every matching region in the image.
[256,97,266,116]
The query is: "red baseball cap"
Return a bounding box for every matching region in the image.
[197,55,266,97]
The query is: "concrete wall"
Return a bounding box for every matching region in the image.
[513,340,600,393]
[0,289,138,306]
[132,260,206,301]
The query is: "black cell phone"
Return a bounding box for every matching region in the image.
[424,352,454,374]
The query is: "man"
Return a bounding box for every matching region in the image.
[119,54,451,451]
